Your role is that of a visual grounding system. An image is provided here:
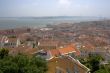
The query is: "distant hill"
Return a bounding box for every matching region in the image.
[0,16,105,19]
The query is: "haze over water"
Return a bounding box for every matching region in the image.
[0,16,103,30]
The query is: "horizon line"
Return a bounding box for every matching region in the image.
[0,16,106,18]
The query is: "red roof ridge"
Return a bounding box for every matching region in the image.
[48,44,80,57]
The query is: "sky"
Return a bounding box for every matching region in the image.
[0,0,110,17]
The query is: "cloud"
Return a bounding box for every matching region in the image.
[56,0,72,16]
[58,0,71,7]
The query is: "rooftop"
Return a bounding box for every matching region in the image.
[48,44,80,58]
[47,56,90,73]
[9,45,38,56]
[59,44,76,55]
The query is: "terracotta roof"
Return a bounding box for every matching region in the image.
[81,43,95,52]
[48,44,80,57]
[9,45,38,56]
[9,45,29,54]
[38,39,59,47]
[24,48,38,55]
[48,57,74,73]
[49,49,60,57]
[47,56,90,73]
[59,44,76,55]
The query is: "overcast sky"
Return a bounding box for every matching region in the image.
[0,0,110,17]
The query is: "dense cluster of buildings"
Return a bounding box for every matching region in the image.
[0,27,90,73]
[1,20,110,73]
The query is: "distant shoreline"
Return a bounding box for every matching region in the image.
[0,16,108,30]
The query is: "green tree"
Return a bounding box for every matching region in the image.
[79,54,104,73]
[94,69,109,73]
[88,55,104,73]
[0,48,9,59]
[0,53,48,73]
